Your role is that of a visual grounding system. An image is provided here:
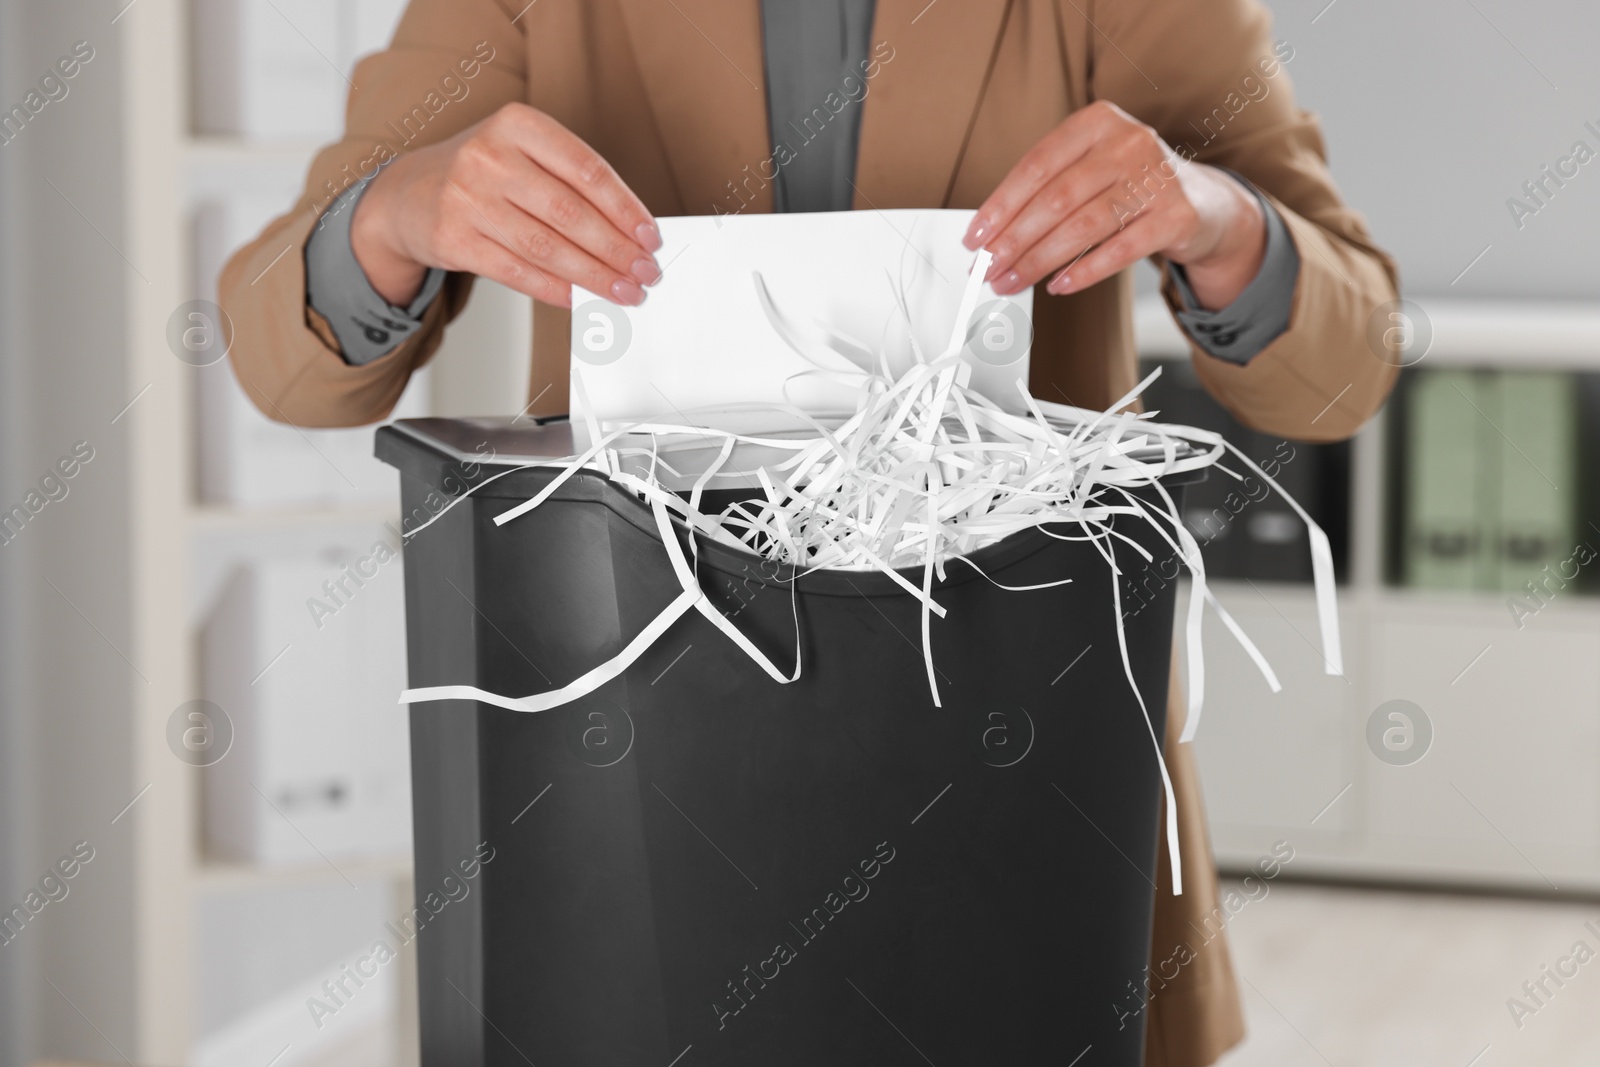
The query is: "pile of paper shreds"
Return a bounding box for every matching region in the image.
[401,251,1341,895]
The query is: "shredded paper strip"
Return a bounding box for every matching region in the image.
[401,251,1342,896]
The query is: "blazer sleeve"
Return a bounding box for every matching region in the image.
[1089,0,1401,443]
[217,0,528,428]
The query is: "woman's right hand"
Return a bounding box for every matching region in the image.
[350,102,662,310]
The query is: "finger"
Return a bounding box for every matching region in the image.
[992,181,1171,294]
[507,106,662,253]
[455,232,574,308]
[981,153,1123,284]
[1045,213,1169,296]
[505,163,662,288]
[964,102,1116,249]
[989,187,1143,295]
[446,180,646,306]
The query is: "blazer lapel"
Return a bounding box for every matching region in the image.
[854,0,1015,209]
[618,0,773,215]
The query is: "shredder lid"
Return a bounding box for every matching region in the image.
[382,415,1206,493]
[384,416,829,491]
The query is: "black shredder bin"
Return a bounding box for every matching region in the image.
[378,416,1195,1067]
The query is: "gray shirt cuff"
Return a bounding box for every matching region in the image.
[305,179,447,366]
[1166,172,1299,365]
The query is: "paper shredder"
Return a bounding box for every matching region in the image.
[378,416,1194,1067]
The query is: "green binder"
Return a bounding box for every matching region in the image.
[1494,371,1576,593]
[1404,369,1494,590]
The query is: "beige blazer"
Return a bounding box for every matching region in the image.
[220,3,1401,1063]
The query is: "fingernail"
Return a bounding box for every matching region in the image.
[994,271,1022,293]
[983,259,1005,283]
[611,278,645,305]
[963,218,988,249]
[636,222,662,252]
[631,257,661,285]
[1047,272,1071,294]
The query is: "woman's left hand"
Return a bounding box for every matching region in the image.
[965,100,1267,310]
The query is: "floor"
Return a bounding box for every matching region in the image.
[295,1019,400,1067]
[267,878,1600,1067]
[1216,878,1600,1067]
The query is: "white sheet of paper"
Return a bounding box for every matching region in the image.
[569,210,1033,432]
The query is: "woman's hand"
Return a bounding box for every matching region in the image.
[350,102,662,309]
[964,101,1267,310]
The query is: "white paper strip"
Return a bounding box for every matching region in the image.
[400,252,1345,900]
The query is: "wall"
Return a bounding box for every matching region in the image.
[1266,0,1598,298]
[1132,0,1600,303]
[0,1,137,1064]
[0,2,23,1062]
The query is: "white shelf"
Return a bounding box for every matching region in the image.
[184,134,324,168]
[1134,294,1600,370]
[195,853,413,894]
[1412,299,1600,369]
[188,500,400,534]
[1370,582,1600,616]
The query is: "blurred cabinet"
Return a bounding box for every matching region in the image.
[1187,584,1352,840]
[1192,585,1600,891]
[1365,607,1600,877]
[92,0,513,1060]
[1141,295,1600,893]
[203,558,412,866]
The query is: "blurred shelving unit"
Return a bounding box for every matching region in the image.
[1136,294,1600,369]
[107,3,459,1064]
[186,499,402,534]
[119,2,198,1061]
[183,135,323,168]
[135,3,535,1061]
[1135,295,1600,898]
[193,852,414,894]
